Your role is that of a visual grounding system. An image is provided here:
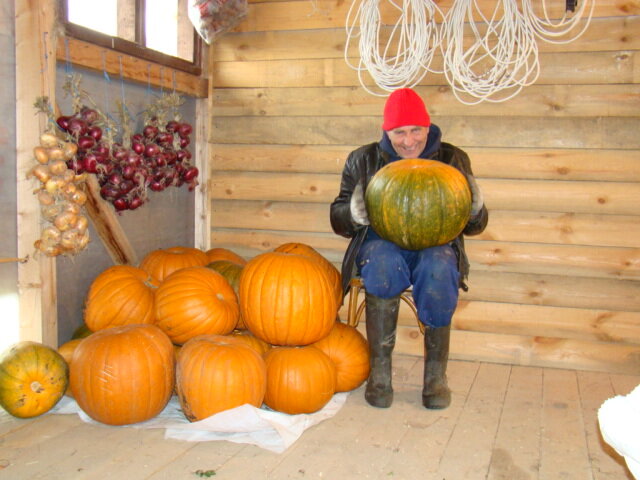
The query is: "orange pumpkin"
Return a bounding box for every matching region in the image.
[230,329,271,356]
[205,247,247,265]
[273,242,343,305]
[0,342,68,418]
[84,265,157,332]
[263,346,336,414]
[176,335,267,421]
[69,324,175,426]
[312,322,370,392]
[207,260,247,329]
[139,246,209,282]
[58,339,83,365]
[57,339,83,397]
[239,252,337,346]
[155,266,239,344]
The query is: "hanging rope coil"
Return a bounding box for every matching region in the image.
[345,0,444,96]
[521,0,595,44]
[344,0,595,102]
[441,0,540,105]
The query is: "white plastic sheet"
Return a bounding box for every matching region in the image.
[51,393,348,454]
[598,383,640,479]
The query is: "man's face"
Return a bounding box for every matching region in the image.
[386,126,429,159]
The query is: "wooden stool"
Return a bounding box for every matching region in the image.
[346,277,425,334]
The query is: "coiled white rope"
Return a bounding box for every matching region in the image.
[521,0,595,44]
[441,0,540,105]
[344,0,594,103]
[344,0,444,96]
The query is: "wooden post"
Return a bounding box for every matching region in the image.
[15,0,58,346]
[194,46,211,251]
[82,175,138,265]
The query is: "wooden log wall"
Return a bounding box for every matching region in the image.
[207,0,640,374]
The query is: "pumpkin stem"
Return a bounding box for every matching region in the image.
[30,381,45,393]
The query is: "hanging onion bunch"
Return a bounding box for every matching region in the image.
[28,130,90,257]
[138,92,199,194]
[56,104,150,212]
[54,74,199,212]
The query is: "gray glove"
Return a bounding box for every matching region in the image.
[466,174,484,217]
[350,183,370,226]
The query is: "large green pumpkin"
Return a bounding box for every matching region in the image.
[364,159,472,250]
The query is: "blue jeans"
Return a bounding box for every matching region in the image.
[356,230,460,328]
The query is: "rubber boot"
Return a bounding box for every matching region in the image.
[422,325,452,409]
[364,292,400,408]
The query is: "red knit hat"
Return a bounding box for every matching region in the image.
[382,88,431,131]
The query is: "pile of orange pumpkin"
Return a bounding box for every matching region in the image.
[0,243,370,426]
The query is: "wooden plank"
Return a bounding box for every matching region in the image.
[210,201,640,248]
[82,175,138,265]
[210,171,338,203]
[469,148,640,182]
[408,324,640,375]
[148,441,247,479]
[193,72,212,251]
[213,16,640,62]
[212,51,639,88]
[479,211,640,248]
[210,170,640,215]
[56,36,208,98]
[15,0,58,347]
[0,412,43,439]
[457,331,640,375]
[0,416,92,475]
[177,430,291,477]
[453,300,640,345]
[42,422,197,479]
[463,270,640,311]
[211,84,640,118]
[467,240,640,280]
[437,363,511,479]
[234,0,637,33]
[539,369,592,479]
[482,178,640,215]
[609,374,640,395]
[576,371,630,480]
[269,358,419,478]
[389,327,640,374]
[487,365,543,480]
[211,143,353,174]
[211,115,640,149]
[211,199,331,233]
[212,144,640,182]
[379,360,482,479]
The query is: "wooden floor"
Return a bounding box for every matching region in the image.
[1,355,638,480]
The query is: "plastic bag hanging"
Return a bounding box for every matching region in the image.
[188,0,248,44]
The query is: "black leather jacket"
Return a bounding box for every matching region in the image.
[330,140,489,299]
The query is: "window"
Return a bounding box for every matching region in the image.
[61,0,202,75]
